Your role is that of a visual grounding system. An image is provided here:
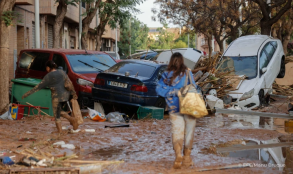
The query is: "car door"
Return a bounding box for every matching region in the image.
[263,42,278,87]
[259,42,276,89]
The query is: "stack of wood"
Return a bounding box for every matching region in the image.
[192,52,245,98]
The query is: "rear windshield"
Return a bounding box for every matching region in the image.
[217,56,258,79]
[66,54,116,73]
[107,62,156,78]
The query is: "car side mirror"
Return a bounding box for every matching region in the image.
[261,67,267,74]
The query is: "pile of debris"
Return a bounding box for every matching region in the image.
[193,53,245,99]
[273,83,293,96]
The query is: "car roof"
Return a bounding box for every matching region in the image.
[20,49,107,55]
[224,35,271,57]
[120,59,167,67]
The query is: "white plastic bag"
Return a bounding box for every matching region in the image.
[87,108,106,122]
[106,112,125,123]
[0,111,13,120]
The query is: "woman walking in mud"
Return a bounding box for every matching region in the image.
[22,60,80,133]
[156,52,199,169]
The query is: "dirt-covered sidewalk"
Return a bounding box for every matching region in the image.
[0,101,292,174]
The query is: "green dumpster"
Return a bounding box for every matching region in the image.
[11,78,53,116]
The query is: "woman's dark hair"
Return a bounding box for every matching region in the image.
[46,60,57,70]
[166,52,187,85]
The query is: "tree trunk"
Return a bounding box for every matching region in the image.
[0,0,16,115]
[260,21,271,35]
[81,1,102,49]
[207,35,212,58]
[53,0,67,48]
[95,25,105,51]
[214,35,224,53]
[283,34,290,55]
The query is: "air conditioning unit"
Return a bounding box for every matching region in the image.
[106,39,111,47]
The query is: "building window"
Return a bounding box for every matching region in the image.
[82,2,86,8]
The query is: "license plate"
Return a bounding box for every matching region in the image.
[108,81,128,88]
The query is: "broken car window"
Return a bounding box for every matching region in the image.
[217,56,258,79]
[19,52,50,72]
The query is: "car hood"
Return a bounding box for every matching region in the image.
[228,78,258,99]
[79,73,98,82]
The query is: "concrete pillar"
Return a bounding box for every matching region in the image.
[79,1,82,49]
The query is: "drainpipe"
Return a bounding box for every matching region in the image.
[79,0,82,49]
[34,0,40,48]
[115,25,118,59]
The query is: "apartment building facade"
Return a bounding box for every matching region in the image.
[8,0,119,80]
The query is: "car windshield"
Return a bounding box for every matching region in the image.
[217,56,258,79]
[107,53,116,59]
[107,62,156,78]
[66,54,116,73]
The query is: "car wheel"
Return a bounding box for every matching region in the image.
[258,90,265,107]
[277,58,285,78]
[155,97,166,109]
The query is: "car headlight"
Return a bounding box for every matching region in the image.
[77,78,93,87]
[239,89,254,101]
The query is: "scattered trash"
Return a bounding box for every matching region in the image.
[206,95,224,110]
[70,129,81,133]
[26,131,32,134]
[18,138,36,141]
[84,129,95,133]
[151,132,157,134]
[61,144,75,150]
[0,156,15,165]
[17,145,22,148]
[0,110,13,120]
[105,124,130,128]
[106,112,126,123]
[62,126,69,130]
[53,141,66,146]
[88,108,106,122]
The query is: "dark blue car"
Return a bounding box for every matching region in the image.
[92,60,167,108]
[140,52,158,60]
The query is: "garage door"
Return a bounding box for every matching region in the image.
[32,22,35,48]
[48,24,53,48]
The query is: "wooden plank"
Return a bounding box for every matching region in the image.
[197,72,210,83]
[9,167,79,172]
[217,142,293,153]
[215,108,293,119]
[64,160,123,164]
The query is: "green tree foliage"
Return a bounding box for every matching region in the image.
[174,32,196,48]
[148,25,175,50]
[95,0,145,50]
[172,40,187,49]
[118,17,149,56]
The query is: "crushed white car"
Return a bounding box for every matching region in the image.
[216,35,285,109]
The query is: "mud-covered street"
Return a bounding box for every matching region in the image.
[0,99,292,174]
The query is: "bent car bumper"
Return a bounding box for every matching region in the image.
[234,95,260,109]
[92,87,158,107]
